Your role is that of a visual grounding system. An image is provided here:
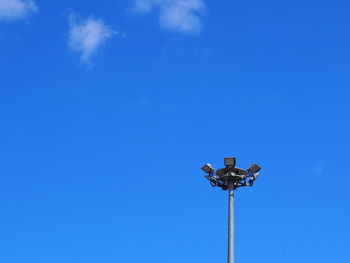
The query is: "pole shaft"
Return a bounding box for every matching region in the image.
[228,183,234,263]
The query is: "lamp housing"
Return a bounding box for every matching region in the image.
[201,163,214,174]
[224,157,236,167]
[247,164,261,174]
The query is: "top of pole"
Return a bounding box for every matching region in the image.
[201,157,261,190]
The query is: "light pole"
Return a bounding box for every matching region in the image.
[201,158,261,263]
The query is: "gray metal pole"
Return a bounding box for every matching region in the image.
[228,182,234,263]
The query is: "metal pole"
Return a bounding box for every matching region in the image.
[228,182,234,263]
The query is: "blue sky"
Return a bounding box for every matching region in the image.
[0,0,350,262]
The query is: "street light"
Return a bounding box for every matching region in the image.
[201,157,262,263]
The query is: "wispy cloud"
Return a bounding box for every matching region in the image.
[0,0,37,21]
[68,14,115,65]
[133,0,206,33]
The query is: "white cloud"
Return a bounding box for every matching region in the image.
[68,14,115,65]
[133,0,206,33]
[0,0,37,21]
[133,0,159,13]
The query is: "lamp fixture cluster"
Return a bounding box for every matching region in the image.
[201,157,261,190]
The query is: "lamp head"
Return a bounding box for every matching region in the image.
[247,164,261,174]
[224,157,236,167]
[201,163,214,174]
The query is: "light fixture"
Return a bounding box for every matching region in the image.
[247,164,261,174]
[201,163,214,174]
[224,157,236,167]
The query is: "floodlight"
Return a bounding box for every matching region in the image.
[201,163,214,174]
[247,164,261,174]
[224,157,236,167]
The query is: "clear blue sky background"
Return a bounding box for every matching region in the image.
[1,0,350,262]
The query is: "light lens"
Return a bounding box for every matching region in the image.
[224,157,236,167]
[201,164,214,174]
[248,164,261,174]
